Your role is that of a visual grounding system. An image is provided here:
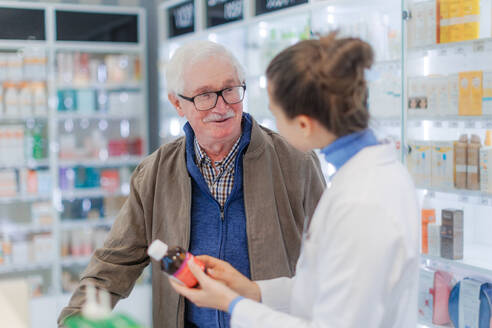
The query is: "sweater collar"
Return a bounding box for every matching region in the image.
[320,129,379,176]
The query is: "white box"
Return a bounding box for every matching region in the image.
[431,141,454,189]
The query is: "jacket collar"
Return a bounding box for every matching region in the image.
[320,129,379,176]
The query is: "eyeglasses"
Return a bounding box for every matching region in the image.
[179,85,246,111]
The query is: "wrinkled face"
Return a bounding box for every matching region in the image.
[176,56,243,145]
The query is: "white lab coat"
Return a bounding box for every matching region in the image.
[231,144,420,328]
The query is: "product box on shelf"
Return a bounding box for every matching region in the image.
[408,77,431,116]
[408,140,433,187]
[0,169,17,197]
[483,72,492,116]
[428,222,442,256]
[76,89,96,113]
[431,141,454,189]
[467,134,481,190]
[418,267,435,323]
[454,134,468,189]
[480,131,492,193]
[58,89,77,111]
[440,208,464,260]
[459,71,483,116]
[422,199,436,254]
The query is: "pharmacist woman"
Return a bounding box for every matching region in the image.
[170,32,420,328]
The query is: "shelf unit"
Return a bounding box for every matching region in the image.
[0,2,149,327]
[158,0,492,327]
[158,0,402,144]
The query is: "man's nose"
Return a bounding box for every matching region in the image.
[213,94,229,113]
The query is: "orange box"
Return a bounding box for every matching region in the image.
[422,208,436,254]
[459,71,483,116]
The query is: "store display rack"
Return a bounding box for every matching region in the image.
[0,2,150,327]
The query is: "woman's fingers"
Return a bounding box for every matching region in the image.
[188,258,209,285]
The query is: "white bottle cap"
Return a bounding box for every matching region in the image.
[147,239,168,261]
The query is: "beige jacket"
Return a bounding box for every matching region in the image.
[58,118,325,328]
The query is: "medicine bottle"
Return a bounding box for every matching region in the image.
[147,239,205,288]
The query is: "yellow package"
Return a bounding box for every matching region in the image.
[459,71,483,116]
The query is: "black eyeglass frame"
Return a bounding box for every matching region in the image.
[178,84,247,111]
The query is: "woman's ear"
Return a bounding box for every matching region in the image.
[168,93,185,117]
[295,115,315,138]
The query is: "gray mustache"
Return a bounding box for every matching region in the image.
[202,110,235,123]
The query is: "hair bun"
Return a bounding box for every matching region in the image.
[319,32,374,79]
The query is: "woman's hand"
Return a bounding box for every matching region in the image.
[197,255,261,302]
[169,258,239,312]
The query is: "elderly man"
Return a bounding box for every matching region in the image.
[58,41,325,328]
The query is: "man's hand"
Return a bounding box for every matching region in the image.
[197,255,261,302]
[169,258,239,312]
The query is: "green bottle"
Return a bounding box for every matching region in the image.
[62,284,145,328]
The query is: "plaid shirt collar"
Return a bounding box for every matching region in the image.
[194,136,242,172]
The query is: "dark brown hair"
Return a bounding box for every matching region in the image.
[266,32,374,137]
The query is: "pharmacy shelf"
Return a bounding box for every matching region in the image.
[56,112,141,120]
[0,159,50,169]
[55,82,142,90]
[407,37,492,54]
[0,40,47,51]
[0,116,49,123]
[418,323,448,328]
[0,261,53,274]
[0,194,51,204]
[60,187,129,200]
[60,217,115,230]
[407,116,492,129]
[417,187,492,206]
[3,224,53,234]
[59,156,143,167]
[54,42,143,54]
[61,256,91,267]
[422,251,492,279]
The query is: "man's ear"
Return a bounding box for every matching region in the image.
[168,93,185,117]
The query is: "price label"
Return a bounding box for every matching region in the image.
[433,121,443,128]
[473,41,485,52]
[206,0,243,27]
[438,48,447,56]
[413,121,423,127]
[427,191,436,199]
[458,195,469,203]
[482,121,492,129]
[449,121,459,128]
[454,47,465,56]
[480,198,489,206]
[168,1,195,38]
[465,121,477,129]
[255,0,308,15]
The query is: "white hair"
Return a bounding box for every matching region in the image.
[165,40,245,95]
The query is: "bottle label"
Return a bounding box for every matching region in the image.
[173,253,205,288]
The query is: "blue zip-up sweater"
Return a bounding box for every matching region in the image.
[183,113,253,328]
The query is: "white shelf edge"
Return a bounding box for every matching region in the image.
[60,217,116,230]
[59,156,143,167]
[54,42,142,53]
[55,82,142,90]
[55,112,141,120]
[61,256,91,267]
[0,160,50,169]
[417,187,492,199]
[0,262,53,274]
[0,195,51,204]
[60,188,129,200]
[2,224,53,234]
[407,37,492,53]
[0,116,49,122]
[421,254,492,279]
